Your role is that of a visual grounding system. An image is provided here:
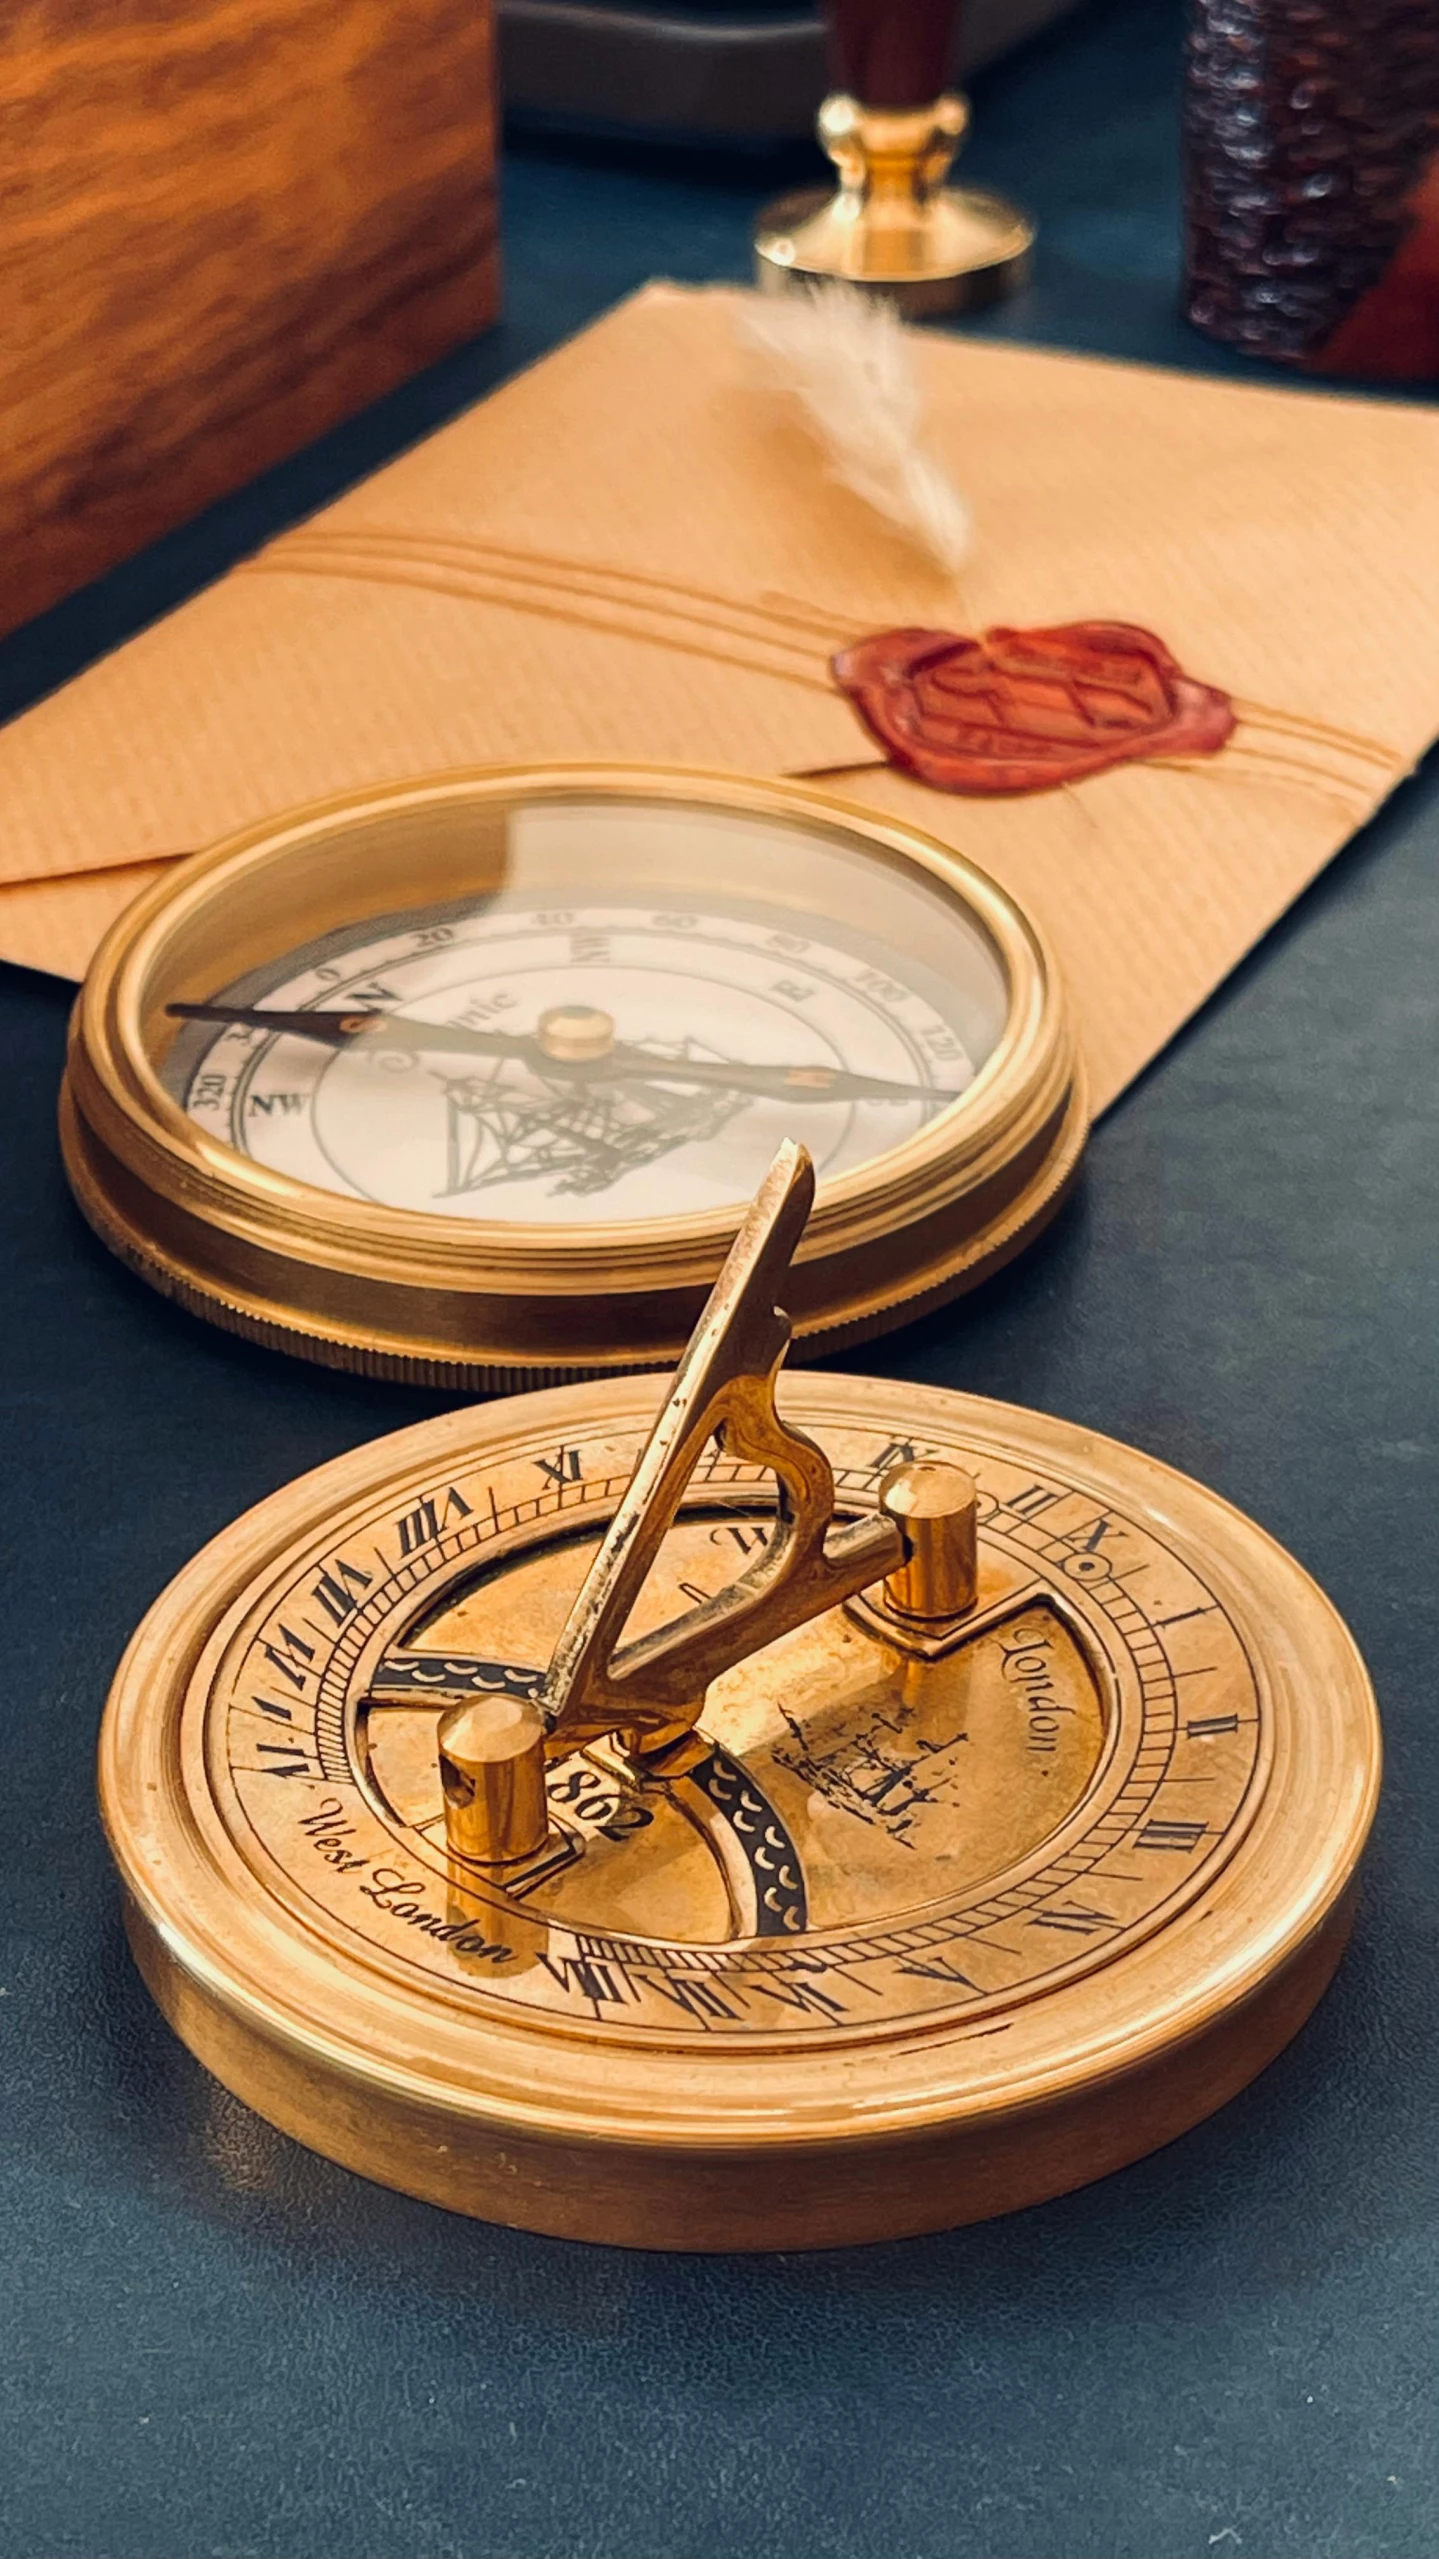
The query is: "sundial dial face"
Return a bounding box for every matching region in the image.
[215,1412,1265,2043]
[101,1147,1376,2248]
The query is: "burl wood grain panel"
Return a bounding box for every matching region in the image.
[1,0,498,637]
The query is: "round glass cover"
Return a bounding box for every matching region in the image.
[162,794,1010,1225]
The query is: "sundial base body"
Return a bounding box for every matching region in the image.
[101,1153,1378,2250]
[119,1850,1357,2251]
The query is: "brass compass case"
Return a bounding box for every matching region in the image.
[100,1150,1380,2251]
[61,765,1084,1386]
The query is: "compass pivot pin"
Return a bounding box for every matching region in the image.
[537,1004,616,1063]
[438,1693,550,1866]
[879,1462,978,1622]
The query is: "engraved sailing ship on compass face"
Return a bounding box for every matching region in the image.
[437,1032,756,1202]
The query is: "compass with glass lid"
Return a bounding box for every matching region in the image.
[61,765,1084,1383]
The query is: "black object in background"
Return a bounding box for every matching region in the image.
[500,0,1086,142]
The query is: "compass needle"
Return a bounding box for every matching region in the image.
[165,1000,946,1104]
[100,1142,1379,2250]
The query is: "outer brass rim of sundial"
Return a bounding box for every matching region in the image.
[100,1365,1380,2252]
[60,763,1084,1387]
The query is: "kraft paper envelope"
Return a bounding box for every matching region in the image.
[2,282,1437,1110]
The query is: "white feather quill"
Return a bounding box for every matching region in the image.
[737,284,971,577]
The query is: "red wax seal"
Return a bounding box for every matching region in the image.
[832,620,1236,795]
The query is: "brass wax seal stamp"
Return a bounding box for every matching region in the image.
[755,0,1035,315]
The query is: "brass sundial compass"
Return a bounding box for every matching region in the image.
[101,1144,1380,2249]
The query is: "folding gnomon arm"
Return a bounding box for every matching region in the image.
[438,1142,978,1866]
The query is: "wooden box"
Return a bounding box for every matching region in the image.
[1,0,498,638]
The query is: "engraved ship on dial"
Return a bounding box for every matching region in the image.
[100,1144,1379,2249]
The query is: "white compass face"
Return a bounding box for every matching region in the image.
[163,801,1010,1225]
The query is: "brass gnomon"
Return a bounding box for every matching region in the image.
[437,1141,978,1867]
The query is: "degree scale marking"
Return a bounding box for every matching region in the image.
[220,1424,1266,2043]
[174,898,980,1220]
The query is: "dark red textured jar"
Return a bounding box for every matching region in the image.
[1184,0,1439,379]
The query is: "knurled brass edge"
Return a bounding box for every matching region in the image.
[64,1067,1086,1393]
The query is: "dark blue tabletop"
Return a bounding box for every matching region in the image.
[2,4,1436,2554]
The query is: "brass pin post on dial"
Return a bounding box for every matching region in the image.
[438,1692,549,1866]
[879,1460,978,1620]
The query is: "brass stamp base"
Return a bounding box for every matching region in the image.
[755,181,1033,316]
[754,93,1033,318]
